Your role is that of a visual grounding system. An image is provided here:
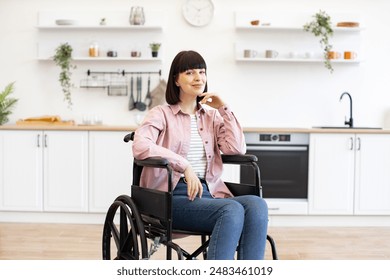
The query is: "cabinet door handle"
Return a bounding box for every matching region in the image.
[37,134,40,147]
[44,134,48,148]
[356,137,361,151]
[349,137,354,150]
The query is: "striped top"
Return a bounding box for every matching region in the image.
[187,114,207,178]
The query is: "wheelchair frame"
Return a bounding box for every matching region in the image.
[102,132,278,260]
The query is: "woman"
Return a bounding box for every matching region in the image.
[132,50,268,260]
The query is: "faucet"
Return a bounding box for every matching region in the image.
[339,92,353,128]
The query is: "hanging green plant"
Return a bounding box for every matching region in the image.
[53,43,76,108]
[303,10,334,73]
[0,82,18,125]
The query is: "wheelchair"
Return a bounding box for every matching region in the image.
[102,132,278,260]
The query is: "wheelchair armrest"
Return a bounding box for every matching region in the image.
[134,157,170,168]
[221,154,258,164]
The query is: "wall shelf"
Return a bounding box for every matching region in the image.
[236,58,361,63]
[36,10,163,62]
[36,25,163,31]
[235,11,363,66]
[38,56,162,62]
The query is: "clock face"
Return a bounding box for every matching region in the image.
[182,0,214,27]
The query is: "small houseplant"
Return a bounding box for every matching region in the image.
[303,10,334,72]
[53,42,76,108]
[0,82,18,125]
[149,43,161,57]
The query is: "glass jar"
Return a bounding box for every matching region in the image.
[129,7,145,25]
[89,42,99,57]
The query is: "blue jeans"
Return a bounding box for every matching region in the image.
[172,180,268,260]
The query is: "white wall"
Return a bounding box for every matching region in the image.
[1,0,390,128]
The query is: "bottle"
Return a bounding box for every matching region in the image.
[89,42,99,57]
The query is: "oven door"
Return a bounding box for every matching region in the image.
[241,145,309,199]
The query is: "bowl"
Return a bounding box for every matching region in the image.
[55,19,78,26]
[250,20,260,26]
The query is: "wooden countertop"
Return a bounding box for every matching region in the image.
[0,124,137,131]
[243,127,390,134]
[1,124,389,134]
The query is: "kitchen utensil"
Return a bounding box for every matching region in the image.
[128,76,135,110]
[144,75,151,107]
[135,76,146,111]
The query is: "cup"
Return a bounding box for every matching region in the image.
[265,50,278,58]
[327,51,342,60]
[344,51,357,60]
[131,51,141,57]
[243,49,258,58]
[288,51,298,59]
[305,51,314,59]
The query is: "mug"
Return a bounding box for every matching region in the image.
[131,51,141,57]
[344,51,357,60]
[243,49,258,58]
[327,51,342,60]
[265,50,278,58]
[288,51,298,58]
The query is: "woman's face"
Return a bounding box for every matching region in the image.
[176,68,207,99]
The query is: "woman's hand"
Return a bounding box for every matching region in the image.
[184,165,203,201]
[199,92,225,109]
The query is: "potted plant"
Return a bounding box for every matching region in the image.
[53,42,76,108]
[149,43,161,58]
[0,82,18,125]
[303,10,334,72]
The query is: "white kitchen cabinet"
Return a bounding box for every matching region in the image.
[43,131,88,212]
[309,133,355,214]
[0,130,43,211]
[0,130,88,212]
[354,134,390,214]
[88,131,133,213]
[309,133,390,215]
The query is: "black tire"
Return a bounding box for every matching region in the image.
[102,195,148,260]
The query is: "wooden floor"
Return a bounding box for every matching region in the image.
[1,223,390,260]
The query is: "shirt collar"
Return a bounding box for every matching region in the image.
[170,103,206,115]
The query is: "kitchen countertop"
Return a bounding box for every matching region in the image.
[0,124,389,134]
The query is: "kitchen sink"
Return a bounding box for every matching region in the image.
[313,126,382,129]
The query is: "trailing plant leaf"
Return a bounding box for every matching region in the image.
[0,82,18,125]
[53,43,76,108]
[304,10,334,73]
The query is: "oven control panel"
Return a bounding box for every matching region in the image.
[260,134,291,142]
[245,132,309,145]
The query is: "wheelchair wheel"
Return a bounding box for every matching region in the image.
[102,195,148,260]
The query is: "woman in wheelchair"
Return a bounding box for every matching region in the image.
[132,50,268,260]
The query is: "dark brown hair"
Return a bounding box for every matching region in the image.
[166,50,208,105]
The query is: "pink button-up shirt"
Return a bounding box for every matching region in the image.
[132,103,246,198]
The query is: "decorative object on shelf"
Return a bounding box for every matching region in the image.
[0,82,18,125]
[129,6,145,25]
[149,43,161,57]
[106,50,117,57]
[53,43,76,108]
[89,41,99,57]
[55,19,77,26]
[250,20,260,26]
[303,10,334,72]
[100,18,106,26]
[336,22,359,28]
[182,0,214,27]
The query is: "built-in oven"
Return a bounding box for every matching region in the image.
[241,132,309,201]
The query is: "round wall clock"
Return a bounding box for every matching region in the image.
[182,0,214,27]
